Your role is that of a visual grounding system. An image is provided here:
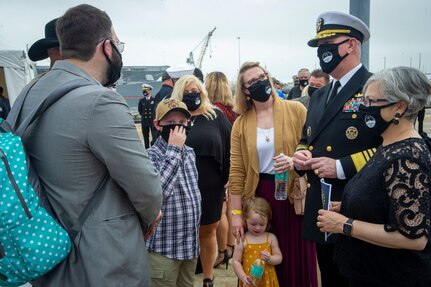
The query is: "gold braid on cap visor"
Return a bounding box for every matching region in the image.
[315,29,352,39]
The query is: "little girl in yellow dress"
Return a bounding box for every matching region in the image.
[232,197,282,287]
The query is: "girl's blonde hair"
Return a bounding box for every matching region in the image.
[205,71,234,107]
[233,61,278,115]
[243,197,272,225]
[171,75,216,119]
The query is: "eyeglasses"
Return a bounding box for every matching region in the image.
[110,39,125,54]
[243,73,268,88]
[361,97,389,107]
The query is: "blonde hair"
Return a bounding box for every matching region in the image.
[205,71,234,107]
[233,61,278,115]
[171,75,217,119]
[243,197,272,226]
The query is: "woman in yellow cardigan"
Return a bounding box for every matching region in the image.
[229,62,318,287]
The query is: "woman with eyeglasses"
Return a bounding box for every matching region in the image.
[317,67,431,287]
[171,75,231,287]
[229,61,318,287]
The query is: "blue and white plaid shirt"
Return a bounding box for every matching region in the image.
[146,137,201,260]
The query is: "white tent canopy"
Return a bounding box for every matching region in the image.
[0,50,35,106]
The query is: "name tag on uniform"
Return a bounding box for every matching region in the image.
[343,97,363,112]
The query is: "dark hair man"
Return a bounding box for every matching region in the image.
[293,69,330,108]
[293,11,381,287]
[9,5,162,286]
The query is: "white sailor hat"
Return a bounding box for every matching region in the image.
[141,83,153,90]
[308,11,370,47]
[166,64,195,79]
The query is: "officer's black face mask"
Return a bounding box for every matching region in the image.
[317,38,350,74]
[359,103,397,136]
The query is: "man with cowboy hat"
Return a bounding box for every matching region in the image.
[28,18,61,68]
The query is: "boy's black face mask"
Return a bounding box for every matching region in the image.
[159,124,190,143]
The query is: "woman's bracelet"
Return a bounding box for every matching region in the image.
[231,209,243,216]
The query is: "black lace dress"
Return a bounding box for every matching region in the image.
[335,138,431,287]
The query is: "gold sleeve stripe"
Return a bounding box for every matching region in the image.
[296,144,309,151]
[351,152,367,172]
[363,151,370,161]
[351,148,378,172]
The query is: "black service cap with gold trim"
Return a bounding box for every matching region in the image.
[308,11,370,47]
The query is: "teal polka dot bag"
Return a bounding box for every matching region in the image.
[0,120,71,286]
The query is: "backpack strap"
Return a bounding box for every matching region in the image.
[6,78,38,130]
[15,79,91,136]
[66,174,109,241]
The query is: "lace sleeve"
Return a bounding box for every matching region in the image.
[383,157,430,239]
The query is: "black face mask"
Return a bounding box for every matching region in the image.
[308,86,319,97]
[182,92,201,111]
[247,79,272,102]
[159,124,190,143]
[359,103,396,136]
[299,79,308,87]
[102,40,123,87]
[317,38,350,74]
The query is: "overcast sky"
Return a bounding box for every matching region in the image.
[0,0,430,83]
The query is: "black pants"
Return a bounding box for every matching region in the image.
[141,124,151,149]
[316,243,348,287]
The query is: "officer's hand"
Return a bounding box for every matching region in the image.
[293,150,313,170]
[309,157,337,178]
[168,125,186,148]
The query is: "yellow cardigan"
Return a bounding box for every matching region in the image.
[229,98,307,202]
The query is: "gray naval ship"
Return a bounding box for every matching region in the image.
[37,65,169,122]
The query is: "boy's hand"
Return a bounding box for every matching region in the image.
[144,211,162,240]
[168,125,186,147]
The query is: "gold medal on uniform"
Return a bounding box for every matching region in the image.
[345,126,358,140]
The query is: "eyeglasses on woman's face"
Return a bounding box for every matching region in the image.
[243,73,268,88]
[361,97,389,107]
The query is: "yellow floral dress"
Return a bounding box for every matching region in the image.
[240,233,279,287]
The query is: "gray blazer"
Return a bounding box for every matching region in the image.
[16,61,162,287]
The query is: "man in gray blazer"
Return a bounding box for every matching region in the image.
[11,4,162,286]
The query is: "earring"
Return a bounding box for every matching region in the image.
[392,113,401,125]
[246,96,251,101]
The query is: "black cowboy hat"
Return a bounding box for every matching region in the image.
[28,18,59,61]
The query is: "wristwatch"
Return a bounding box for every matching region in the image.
[342,218,354,236]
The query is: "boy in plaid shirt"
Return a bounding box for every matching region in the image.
[146,98,201,287]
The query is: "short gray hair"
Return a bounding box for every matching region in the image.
[363,67,431,120]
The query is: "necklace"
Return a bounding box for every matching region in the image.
[190,116,198,126]
[258,128,271,142]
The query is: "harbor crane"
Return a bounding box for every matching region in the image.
[186,27,216,69]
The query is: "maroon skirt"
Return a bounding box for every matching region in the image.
[256,174,318,287]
